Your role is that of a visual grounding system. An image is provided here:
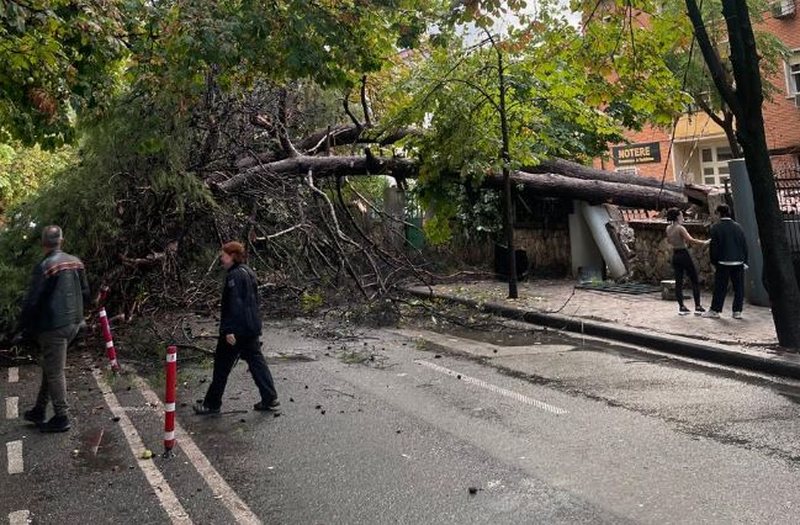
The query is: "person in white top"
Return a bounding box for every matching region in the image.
[665,208,710,315]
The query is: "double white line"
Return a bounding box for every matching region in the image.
[93,367,262,524]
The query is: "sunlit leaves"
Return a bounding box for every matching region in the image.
[0,0,133,147]
[0,141,75,214]
[386,21,632,239]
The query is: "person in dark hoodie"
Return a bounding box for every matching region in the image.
[195,241,279,415]
[16,225,90,433]
[704,204,749,319]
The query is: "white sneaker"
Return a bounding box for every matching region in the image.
[732,311,742,319]
[702,310,721,319]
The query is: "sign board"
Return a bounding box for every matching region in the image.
[612,142,661,166]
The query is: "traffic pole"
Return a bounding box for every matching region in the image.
[98,308,120,372]
[97,285,110,307]
[163,345,177,457]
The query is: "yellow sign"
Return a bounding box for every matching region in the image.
[613,142,661,165]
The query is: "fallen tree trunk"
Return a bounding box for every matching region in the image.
[527,158,685,194]
[504,171,688,209]
[218,153,688,209]
[216,154,418,192]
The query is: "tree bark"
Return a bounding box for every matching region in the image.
[297,125,421,155]
[216,153,419,192]
[526,158,685,194]
[218,152,688,209]
[504,171,688,209]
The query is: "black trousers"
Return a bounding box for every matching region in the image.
[203,335,277,410]
[672,249,701,308]
[710,264,745,313]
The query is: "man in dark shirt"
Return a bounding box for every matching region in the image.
[195,241,279,415]
[704,204,748,319]
[17,225,90,432]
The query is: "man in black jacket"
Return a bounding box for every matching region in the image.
[704,204,748,319]
[17,225,90,432]
[195,241,279,415]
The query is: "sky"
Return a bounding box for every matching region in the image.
[460,0,582,44]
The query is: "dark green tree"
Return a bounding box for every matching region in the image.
[685,0,800,347]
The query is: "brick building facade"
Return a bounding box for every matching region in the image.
[595,2,800,184]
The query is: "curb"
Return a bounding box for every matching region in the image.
[405,287,800,381]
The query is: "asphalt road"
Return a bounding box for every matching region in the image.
[3,318,800,524]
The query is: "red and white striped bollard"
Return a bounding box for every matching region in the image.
[164,345,177,455]
[97,285,110,307]
[98,308,120,372]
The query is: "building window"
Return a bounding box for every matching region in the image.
[786,51,800,96]
[700,145,733,186]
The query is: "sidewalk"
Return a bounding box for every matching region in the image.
[406,280,800,380]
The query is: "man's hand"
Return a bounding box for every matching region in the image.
[225,333,236,346]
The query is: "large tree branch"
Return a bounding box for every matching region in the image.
[298,124,421,154]
[217,152,689,209]
[360,75,373,128]
[216,152,419,192]
[524,157,686,193]
[343,89,362,129]
[504,171,688,209]
[695,97,742,158]
[684,0,742,118]
[277,88,300,158]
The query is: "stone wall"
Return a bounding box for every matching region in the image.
[628,220,714,286]
[514,227,571,277]
[446,216,717,285]
[442,227,570,278]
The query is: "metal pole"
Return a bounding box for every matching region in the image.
[728,159,770,306]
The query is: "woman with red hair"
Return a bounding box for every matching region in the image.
[194,241,279,414]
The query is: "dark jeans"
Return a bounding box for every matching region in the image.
[710,264,745,313]
[672,249,701,308]
[203,336,277,410]
[35,323,81,417]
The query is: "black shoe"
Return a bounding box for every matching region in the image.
[694,306,706,316]
[678,306,690,316]
[253,399,280,412]
[38,415,71,433]
[23,407,46,425]
[193,403,221,415]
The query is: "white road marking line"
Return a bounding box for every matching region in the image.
[91,369,193,525]
[121,405,160,413]
[8,510,31,525]
[8,367,19,383]
[415,360,568,415]
[7,440,23,474]
[6,397,19,419]
[128,372,262,525]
